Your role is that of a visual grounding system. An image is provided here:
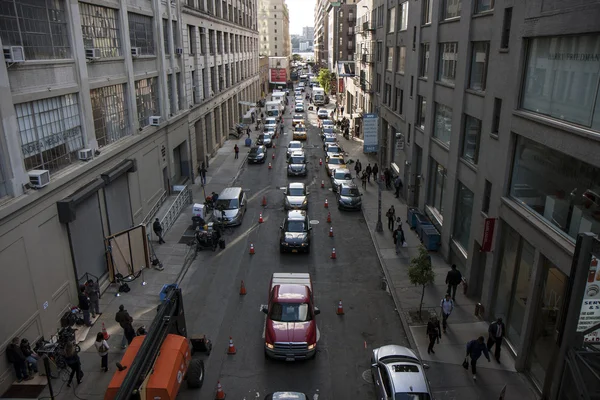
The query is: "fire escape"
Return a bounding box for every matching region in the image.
[355,18,375,95]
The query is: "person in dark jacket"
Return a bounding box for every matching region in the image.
[487,317,506,363]
[85,279,101,318]
[65,342,83,387]
[394,176,403,198]
[153,218,165,244]
[384,168,392,189]
[115,305,136,349]
[354,159,362,178]
[6,337,32,382]
[365,164,372,183]
[198,162,207,186]
[372,163,379,182]
[445,264,463,301]
[386,206,396,230]
[427,315,442,354]
[466,336,490,380]
[20,338,39,374]
[78,286,92,327]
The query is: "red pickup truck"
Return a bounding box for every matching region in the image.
[262,273,320,360]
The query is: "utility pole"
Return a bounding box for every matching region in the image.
[376,175,383,232]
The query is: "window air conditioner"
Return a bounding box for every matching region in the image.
[78,148,94,161]
[85,48,101,60]
[176,47,184,55]
[131,47,141,58]
[28,170,50,189]
[149,116,162,126]
[3,46,25,63]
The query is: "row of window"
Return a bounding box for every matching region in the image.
[187,24,257,57]
[186,0,256,30]
[422,0,496,25]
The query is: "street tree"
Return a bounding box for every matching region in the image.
[407,245,435,319]
[292,54,302,62]
[317,69,335,93]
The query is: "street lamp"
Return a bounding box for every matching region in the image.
[376,173,383,233]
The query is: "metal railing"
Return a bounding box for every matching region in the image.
[160,185,193,235]
[142,191,168,227]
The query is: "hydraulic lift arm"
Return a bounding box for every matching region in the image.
[114,287,188,400]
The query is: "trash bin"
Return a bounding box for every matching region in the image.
[414,213,432,238]
[406,207,422,229]
[421,225,441,251]
[160,283,178,302]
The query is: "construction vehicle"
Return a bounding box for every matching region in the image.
[105,287,211,400]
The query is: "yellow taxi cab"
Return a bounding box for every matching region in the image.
[292,114,305,127]
[325,154,346,176]
[293,125,307,140]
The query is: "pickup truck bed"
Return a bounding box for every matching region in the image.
[270,273,312,292]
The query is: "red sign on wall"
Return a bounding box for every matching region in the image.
[481,218,496,252]
[338,78,344,94]
[269,68,287,84]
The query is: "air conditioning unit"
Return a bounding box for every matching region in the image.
[3,46,25,63]
[131,47,141,58]
[149,116,162,126]
[28,169,50,189]
[176,47,184,55]
[85,48,101,60]
[78,148,94,161]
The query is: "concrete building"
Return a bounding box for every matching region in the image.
[352,0,600,396]
[326,1,357,72]
[313,0,329,65]
[302,26,315,42]
[259,56,270,97]
[0,0,258,389]
[258,0,291,57]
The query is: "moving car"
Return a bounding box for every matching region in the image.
[335,183,362,210]
[293,125,307,141]
[321,127,335,140]
[371,345,433,400]
[248,145,267,164]
[287,151,308,177]
[264,393,308,400]
[284,182,309,210]
[317,109,329,119]
[295,103,305,113]
[279,211,312,253]
[213,187,247,226]
[325,143,344,158]
[294,89,302,96]
[330,168,353,192]
[325,154,346,176]
[295,95,304,103]
[258,132,274,148]
[292,114,305,127]
[265,117,278,130]
[323,135,338,150]
[322,119,334,129]
[287,141,304,157]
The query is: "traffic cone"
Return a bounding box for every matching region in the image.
[330,247,337,259]
[258,213,264,223]
[321,180,325,188]
[327,212,331,223]
[319,158,323,165]
[101,323,110,340]
[240,280,247,295]
[249,243,255,255]
[329,227,334,237]
[227,337,237,354]
[262,196,267,207]
[336,300,345,315]
[324,199,329,208]
[268,162,272,169]
[272,152,275,159]
[215,381,226,399]
[273,143,276,149]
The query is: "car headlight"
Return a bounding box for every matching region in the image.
[282,242,289,246]
[266,343,274,349]
[301,243,308,247]
[308,343,316,350]
[302,198,307,205]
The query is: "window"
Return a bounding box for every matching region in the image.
[442,0,461,19]
[385,84,392,105]
[396,46,406,73]
[0,0,70,60]
[80,4,121,58]
[135,77,159,128]
[501,7,513,49]
[510,136,600,240]
[522,34,600,131]
[176,72,182,111]
[188,25,196,54]
[163,19,170,53]
[475,0,494,13]
[492,98,502,134]
[129,13,155,55]
[387,7,396,33]
[167,74,173,113]
[200,28,206,54]
[395,88,403,114]
[462,115,481,164]
[16,94,84,172]
[410,76,414,97]
[453,182,474,251]
[376,41,382,62]
[419,43,430,78]
[376,73,381,92]
[434,103,452,145]
[386,47,394,71]
[422,0,433,24]
[399,2,408,31]
[191,70,199,104]
[469,42,489,91]
[416,96,426,129]
[412,26,416,50]
[208,29,215,54]
[427,158,446,217]
[90,84,129,148]
[482,180,492,214]
[172,20,179,48]
[217,31,223,54]
[438,42,458,85]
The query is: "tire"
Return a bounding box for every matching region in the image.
[186,359,205,389]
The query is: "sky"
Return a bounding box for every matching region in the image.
[286,0,316,35]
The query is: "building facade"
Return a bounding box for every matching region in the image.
[0,0,259,389]
[361,0,600,396]
[326,1,357,72]
[258,0,291,57]
[302,26,315,42]
[314,0,329,65]
[259,56,270,97]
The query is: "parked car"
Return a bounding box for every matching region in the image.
[322,135,338,150]
[284,182,309,210]
[295,103,305,112]
[287,151,308,177]
[248,145,266,164]
[287,141,304,157]
[325,154,346,176]
[263,132,274,148]
[325,143,344,158]
[322,119,334,129]
[265,117,278,129]
[279,211,312,253]
[330,168,353,192]
[317,109,329,119]
[335,183,362,210]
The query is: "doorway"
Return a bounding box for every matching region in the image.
[172,141,190,184]
[162,166,170,195]
[413,145,423,207]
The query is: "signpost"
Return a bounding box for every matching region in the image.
[363,114,379,153]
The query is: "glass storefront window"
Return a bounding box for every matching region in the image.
[510,136,600,241]
[427,158,446,220]
[494,225,520,321]
[521,34,600,131]
[452,182,474,251]
[434,103,452,145]
[507,240,534,345]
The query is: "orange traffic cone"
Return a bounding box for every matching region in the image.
[324,199,329,208]
[249,243,255,255]
[227,337,237,354]
[336,300,345,315]
[262,196,267,207]
[329,227,334,237]
[272,152,275,159]
[240,280,247,295]
[327,212,331,223]
[273,143,276,149]
[215,381,226,399]
[330,247,337,259]
[268,162,272,169]
[321,180,325,188]
[259,213,264,223]
[101,323,110,340]
[319,158,323,165]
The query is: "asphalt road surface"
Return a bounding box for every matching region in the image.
[178,94,408,400]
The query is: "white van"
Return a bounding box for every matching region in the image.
[266,100,283,120]
[213,187,247,226]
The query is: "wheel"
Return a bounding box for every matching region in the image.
[186,359,205,389]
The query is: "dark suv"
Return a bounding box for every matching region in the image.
[248,145,266,164]
[287,151,308,177]
[279,210,312,253]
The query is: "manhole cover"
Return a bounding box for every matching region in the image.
[361,370,374,383]
[310,220,320,225]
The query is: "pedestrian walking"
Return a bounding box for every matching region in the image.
[395,226,405,254]
[341,106,344,115]
[65,342,83,387]
[427,315,442,354]
[115,305,136,349]
[279,124,284,136]
[316,106,320,114]
[153,218,165,244]
[246,127,251,138]
[384,168,392,189]
[94,332,110,372]
[372,163,379,182]
[465,336,490,380]
[234,144,239,159]
[19,338,39,375]
[6,337,33,382]
[198,162,207,186]
[354,159,362,178]
[78,285,92,327]
[394,176,403,198]
[487,317,505,363]
[440,294,454,333]
[361,171,367,190]
[85,279,101,318]
[445,264,463,301]
[365,164,372,183]
[386,206,396,230]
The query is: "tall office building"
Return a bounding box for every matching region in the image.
[314,0,329,65]
[258,0,291,57]
[0,0,259,390]
[302,26,315,42]
[326,0,357,72]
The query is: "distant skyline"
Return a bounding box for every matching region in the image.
[286,0,315,35]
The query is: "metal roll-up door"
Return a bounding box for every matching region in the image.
[69,193,107,280]
[104,174,133,234]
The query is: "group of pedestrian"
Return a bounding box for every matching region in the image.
[6,337,37,382]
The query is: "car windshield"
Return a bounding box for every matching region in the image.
[288,187,305,196]
[266,119,276,125]
[290,143,302,149]
[250,148,263,155]
[294,115,303,119]
[290,156,305,164]
[295,127,306,132]
[327,146,341,153]
[328,158,344,165]
[340,187,360,196]
[323,128,334,134]
[394,394,431,400]
[215,198,239,210]
[285,220,306,233]
[267,110,279,117]
[325,137,336,143]
[323,121,333,126]
[334,171,352,180]
[269,303,312,322]
[264,133,273,140]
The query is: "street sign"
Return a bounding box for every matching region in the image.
[330,1,341,7]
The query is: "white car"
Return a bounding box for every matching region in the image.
[265,117,278,130]
[317,109,329,119]
[287,140,304,157]
[295,103,305,112]
[295,95,304,103]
